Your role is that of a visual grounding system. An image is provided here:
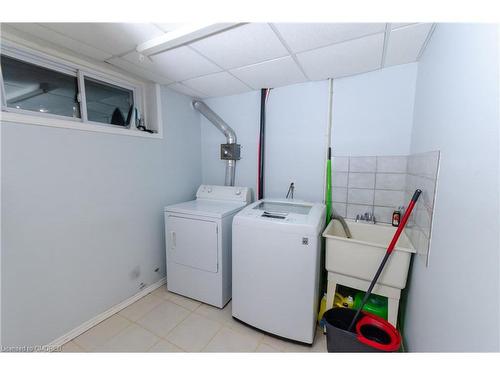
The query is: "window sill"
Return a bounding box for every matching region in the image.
[0,111,163,139]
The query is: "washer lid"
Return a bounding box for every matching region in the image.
[164,199,247,218]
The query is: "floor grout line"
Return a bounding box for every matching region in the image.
[64,339,87,352]
[198,319,226,353]
[80,286,319,352]
[73,314,134,352]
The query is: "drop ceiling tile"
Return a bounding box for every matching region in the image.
[107,56,173,84]
[40,23,165,56]
[385,23,433,67]
[154,23,186,33]
[230,56,306,90]
[272,23,386,53]
[5,23,113,61]
[391,23,417,30]
[189,23,288,69]
[167,82,207,98]
[296,33,384,80]
[118,51,177,83]
[150,46,222,82]
[182,72,250,98]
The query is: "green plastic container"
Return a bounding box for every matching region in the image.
[353,292,388,320]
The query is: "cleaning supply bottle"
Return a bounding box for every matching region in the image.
[334,292,354,309]
[392,207,401,227]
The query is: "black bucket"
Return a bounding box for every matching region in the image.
[323,307,380,352]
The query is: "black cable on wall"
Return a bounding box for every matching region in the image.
[258,88,267,200]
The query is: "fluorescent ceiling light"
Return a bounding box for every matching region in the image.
[136,23,243,56]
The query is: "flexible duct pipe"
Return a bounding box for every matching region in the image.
[193,100,238,186]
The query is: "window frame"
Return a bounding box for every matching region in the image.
[79,70,140,129]
[0,39,160,139]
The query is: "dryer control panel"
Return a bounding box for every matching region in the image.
[196,185,251,203]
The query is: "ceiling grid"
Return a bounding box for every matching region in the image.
[2,22,435,98]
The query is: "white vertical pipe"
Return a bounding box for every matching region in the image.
[322,79,334,203]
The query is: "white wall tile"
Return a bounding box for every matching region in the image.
[376,156,408,173]
[347,204,373,219]
[347,188,374,205]
[407,151,440,214]
[332,156,349,172]
[332,172,348,187]
[419,151,440,179]
[348,173,375,189]
[374,206,395,224]
[349,156,376,172]
[273,23,386,53]
[415,207,432,238]
[190,23,288,70]
[415,228,430,257]
[296,33,384,80]
[332,187,347,203]
[230,56,306,90]
[420,177,437,210]
[374,189,405,207]
[332,202,347,217]
[376,173,407,190]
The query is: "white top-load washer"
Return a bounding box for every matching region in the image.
[232,199,325,344]
[164,185,251,308]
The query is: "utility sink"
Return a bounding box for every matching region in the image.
[323,220,415,289]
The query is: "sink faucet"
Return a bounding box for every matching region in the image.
[332,213,352,238]
[356,212,376,224]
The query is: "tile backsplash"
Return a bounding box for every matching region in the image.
[405,151,440,266]
[331,155,408,224]
[331,152,440,266]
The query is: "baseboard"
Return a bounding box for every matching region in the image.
[48,277,167,350]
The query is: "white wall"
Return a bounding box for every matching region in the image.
[201,81,328,202]
[332,63,418,156]
[404,24,500,351]
[200,64,418,202]
[201,90,261,198]
[264,81,329,202]
[0,87,202,346]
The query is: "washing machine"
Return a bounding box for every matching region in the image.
[232,199,326,344]
[164,185,251,308]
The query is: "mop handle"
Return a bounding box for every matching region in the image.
[347,189,422,332]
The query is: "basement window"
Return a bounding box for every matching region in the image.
[1,55,81,118]
[83,76,135,126]
[0,41,160,138]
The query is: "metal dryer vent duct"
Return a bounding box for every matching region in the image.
[192,100,240,186]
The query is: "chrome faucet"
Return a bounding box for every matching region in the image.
[356,212,376,224]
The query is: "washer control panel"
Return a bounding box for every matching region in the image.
[196,185,251,203]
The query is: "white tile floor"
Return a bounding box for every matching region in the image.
[60,285,327,353]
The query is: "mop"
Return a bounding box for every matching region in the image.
[347,189,422,333]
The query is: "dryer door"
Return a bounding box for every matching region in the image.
[166,215,218,273]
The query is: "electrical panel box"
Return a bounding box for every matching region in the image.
[220,143,241,160]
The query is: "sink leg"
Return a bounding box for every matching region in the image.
[387,297,400,327]
[326,275,337,310]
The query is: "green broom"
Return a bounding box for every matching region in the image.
[325,147,332,224]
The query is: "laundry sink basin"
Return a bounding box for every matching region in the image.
[323,220,415,289]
